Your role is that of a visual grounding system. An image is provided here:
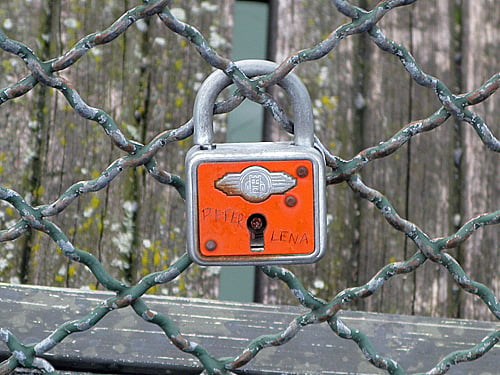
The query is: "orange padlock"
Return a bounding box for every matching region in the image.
[185,60,326,265]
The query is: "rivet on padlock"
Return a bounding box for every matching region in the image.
[296,166,309,178]
[204,240,217,251]
[185,59,327,266]
[285,195,297,207]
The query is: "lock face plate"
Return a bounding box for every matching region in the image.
[185,142,326,265]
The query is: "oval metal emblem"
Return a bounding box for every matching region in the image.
[215,165,297,203]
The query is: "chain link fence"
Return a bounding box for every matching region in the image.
[0,0,499,374]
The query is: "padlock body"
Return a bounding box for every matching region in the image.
[185,142,326,265]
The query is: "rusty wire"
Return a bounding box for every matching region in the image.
[0,0,499,374]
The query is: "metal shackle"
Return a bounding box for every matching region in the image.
[193,59,314,147]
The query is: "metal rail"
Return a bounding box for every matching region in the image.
[0,1,498,374]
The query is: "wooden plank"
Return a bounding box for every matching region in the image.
[460,0,500,320]
[353,1,414,316]
[0,283,498,374]
[405,0,458,318]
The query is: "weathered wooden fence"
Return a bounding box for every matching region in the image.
[1,0,497,319]
[0,0,498,374]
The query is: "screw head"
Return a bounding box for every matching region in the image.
[296,166,308,178]
[285,195,297,207]
[205,240,217,251]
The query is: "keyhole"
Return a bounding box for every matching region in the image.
[247,213,267,252]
